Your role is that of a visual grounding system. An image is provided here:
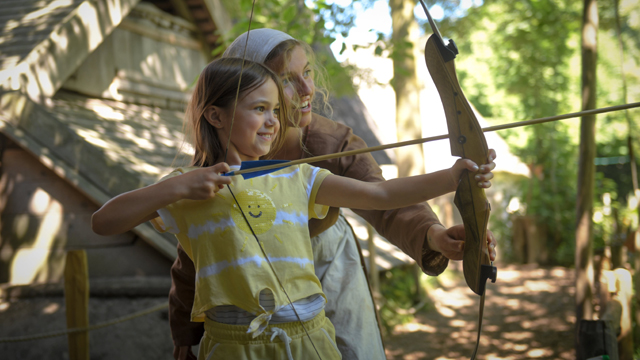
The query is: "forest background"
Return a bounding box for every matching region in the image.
[217,0,640,352]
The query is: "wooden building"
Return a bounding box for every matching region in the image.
[0,0,235,285]
[0,0,392,287]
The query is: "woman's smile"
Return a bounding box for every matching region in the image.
[297,98,311,113]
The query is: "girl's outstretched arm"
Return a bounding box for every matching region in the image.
[315,159,479,210]
[92,163,231,236]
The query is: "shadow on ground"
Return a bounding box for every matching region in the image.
[384,264,575,360]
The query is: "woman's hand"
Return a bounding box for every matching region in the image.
[177,162,232,200]
[427,224,497,261]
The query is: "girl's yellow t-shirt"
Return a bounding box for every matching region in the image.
[151,164,331,328]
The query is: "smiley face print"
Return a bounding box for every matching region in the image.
[231,189,277,235]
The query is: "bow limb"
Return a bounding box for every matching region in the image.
[420,3,496,297]
[420,3,498,358]
[419,3,496,358]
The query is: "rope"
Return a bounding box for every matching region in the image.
[0,301,168,343]
[223,0,256,164]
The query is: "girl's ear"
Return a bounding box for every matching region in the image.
[204,106,225,128]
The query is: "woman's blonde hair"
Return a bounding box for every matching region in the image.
[183,58,289,167]
[263,39,333,124]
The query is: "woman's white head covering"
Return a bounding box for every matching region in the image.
[222,28,295,64]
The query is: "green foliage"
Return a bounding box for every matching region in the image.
[377,266,432,334]
[515,122,579,265]
[590,0,640,265]
[435,0,582,264]
[215,0,379,97]
[592,171,639,253]
[424,0,640,265]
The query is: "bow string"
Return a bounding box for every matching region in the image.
[223,2,324,358]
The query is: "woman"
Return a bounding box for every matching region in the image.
[170,28,497,360]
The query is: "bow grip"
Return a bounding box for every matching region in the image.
[454,174,492,295]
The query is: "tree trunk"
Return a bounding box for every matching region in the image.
[389,0,423,178]
[576,0,598,355]
[390,0,423,304]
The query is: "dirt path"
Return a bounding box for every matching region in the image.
[384,264,576,360]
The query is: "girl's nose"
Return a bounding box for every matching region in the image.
[266,112,278,125]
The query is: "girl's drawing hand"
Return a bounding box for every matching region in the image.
[450,148,497,189]
[476,148,496,188]
[450,159,480,189]
[179,162,232,200]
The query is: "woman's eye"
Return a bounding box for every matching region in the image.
[256,106,265,112]
[303,69,311,78]
[281,78,291,86]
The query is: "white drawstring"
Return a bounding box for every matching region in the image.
[270,327,294,360]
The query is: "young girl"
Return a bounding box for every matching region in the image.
[92,58,482,360]
[171,28,497,360]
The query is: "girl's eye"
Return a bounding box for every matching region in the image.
[256,106,265,112]
[273,108,280,118]
[281,78,291,86]
[303,69,311,78]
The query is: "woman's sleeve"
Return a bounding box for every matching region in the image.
[168,244,204,346]
[338,131,448,275]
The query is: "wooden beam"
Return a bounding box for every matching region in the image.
[64,250,90,360]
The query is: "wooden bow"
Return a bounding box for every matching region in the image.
[418,0,496,358]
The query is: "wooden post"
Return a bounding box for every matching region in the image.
[64,250,89,360]
[577,319,618,360]
[599,269,634,360]
[613,269,633,360]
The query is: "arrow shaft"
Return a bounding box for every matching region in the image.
[233,101,640,176]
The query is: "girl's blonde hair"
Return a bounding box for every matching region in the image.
[183,58,289,167]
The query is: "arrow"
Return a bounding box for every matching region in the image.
[226,101,640,179]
